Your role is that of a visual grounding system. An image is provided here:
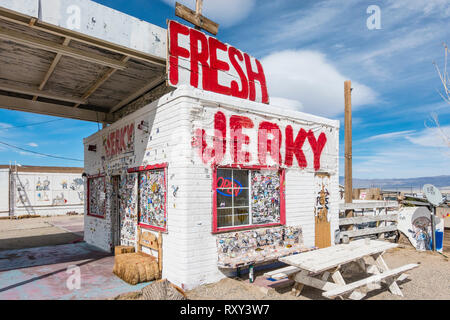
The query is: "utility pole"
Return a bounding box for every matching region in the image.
[344,81,353,222]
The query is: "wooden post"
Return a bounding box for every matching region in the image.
[344,81,354,223]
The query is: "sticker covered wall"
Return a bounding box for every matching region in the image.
[138,169,166,229]
[251,170,281,225]
[88,176,106,218]
[119,173,138,246]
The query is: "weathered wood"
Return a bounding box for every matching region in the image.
[0,82,85,104]
[264,265,301,280]
[294,272,340,292]
[0,95,114,123]
[0,26,127,69]
[339,225,397,238]
[74,56,130,108]
[279,239,397,274]
[36,38,71,92]
[344,80,352,204]
[339,201,399,210]
[339,214,398,225]
[175,2,219,35]
[109,74,166,113]
[322,264,419,299]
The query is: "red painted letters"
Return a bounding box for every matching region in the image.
[168,20,269,104]
[192,112,329,170]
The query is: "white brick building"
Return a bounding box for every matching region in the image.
[83,86,340,290]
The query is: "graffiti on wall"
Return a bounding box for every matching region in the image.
[138,169,166,229]
[88,176,106,217]
[103,122,134,160]
[251,170,280,225]
[191,111,329,170]
[216,226,305,267]
[36,177,51,191]
[119,173,138,246]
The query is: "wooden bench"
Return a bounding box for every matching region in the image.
[322,263,419,300]
[113,227,163,285]
[264,265,301,280]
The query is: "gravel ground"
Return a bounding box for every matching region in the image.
[186,245,450,300]
[0,215,84,251]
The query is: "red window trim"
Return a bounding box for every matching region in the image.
[211,165,286,234]
[86,174,106,219]
[133,163,168,232]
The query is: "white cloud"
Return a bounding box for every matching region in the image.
[161,0,256,27]
[27,142,38,147]
[270,97,304,112]
[261,50,377,117]
[406,126,450,148]
[365,130,416,142]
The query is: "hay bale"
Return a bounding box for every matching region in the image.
[115,245,135,256]
[113,252,160,285]
[140,279,187,300]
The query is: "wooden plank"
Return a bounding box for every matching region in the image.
[322,264,419,299]
[294,272,340,292]
[280,240,398,274]
[339,225,397,238]
[73,56,130,108]
[0,82,85,105]
[0,26,127,69]
[344,80,352,204]
[339,201,399,210]
[175,2,219,35]
[339,214,398,225]
[264,266,301,280]
[109,74,166,113]
[0,95,114,123]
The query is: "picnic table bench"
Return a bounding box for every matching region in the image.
[265,239,418,300]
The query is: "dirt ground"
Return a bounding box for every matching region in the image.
[185,245,449,300]
[0,215,84,251]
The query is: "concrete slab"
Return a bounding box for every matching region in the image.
[0,242,151,299]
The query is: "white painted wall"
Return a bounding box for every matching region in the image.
[3,170,84,217]
[0,169,9,217]
[83,86,340,289]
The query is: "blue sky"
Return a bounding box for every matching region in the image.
[1,0,449,178]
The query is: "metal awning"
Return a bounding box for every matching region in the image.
[0,0,169,124]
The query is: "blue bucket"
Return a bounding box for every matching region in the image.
[435,231,443,251]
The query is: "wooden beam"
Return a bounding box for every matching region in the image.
[0,82,86,105]
[0,26,127,69]
[109,74,166,113]
[0,95,114,123]
[339,225,398,238]
[344,80,352,204]
[175,2,219,35]
[33,38,71,101]
[339,214,398,226]
[73,56,130,108]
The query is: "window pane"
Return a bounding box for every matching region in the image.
[234,188,249,207]
[217,208,233,227]
[88,177,105,217]
[232,170,248,188]
[251,170,280,224]
[216,169,232,189]
[217,191,233,208]
[234,207,249,226]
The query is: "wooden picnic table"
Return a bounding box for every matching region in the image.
[273,239,418,300]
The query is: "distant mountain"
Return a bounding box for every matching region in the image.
[339,175,450,191]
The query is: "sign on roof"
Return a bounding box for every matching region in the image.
[167,20,269,104]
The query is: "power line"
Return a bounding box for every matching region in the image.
[0,140,83,162]
[0,118,65,130]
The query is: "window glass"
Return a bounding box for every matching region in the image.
[217,208,233,227]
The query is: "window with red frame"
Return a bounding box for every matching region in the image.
[87,176,106,218]
[138,168,166,230]
[215,168,284,231]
